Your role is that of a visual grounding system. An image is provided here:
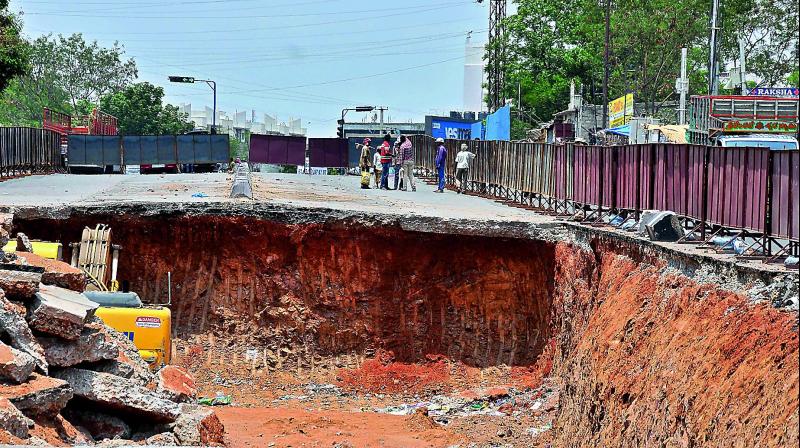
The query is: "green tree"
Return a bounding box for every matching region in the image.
[0,0,27,94]
[0,33,136,125]
[99,82,194,135]
[495,0,799,131]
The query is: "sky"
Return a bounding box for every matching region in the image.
[12,0,491,137]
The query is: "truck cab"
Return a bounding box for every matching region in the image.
[717,134,799,150]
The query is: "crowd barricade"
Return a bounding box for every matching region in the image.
[0,127,62,178]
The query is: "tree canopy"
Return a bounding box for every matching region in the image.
[0,0,28,94]
[1,33,137,125]
[99,82,195,135]
[494,0,800,136]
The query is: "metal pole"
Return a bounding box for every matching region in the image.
[379,107,385,135]
[209,81,217,134]
[738,37,747,95]
[602,0,611,130]
[678,48,688,125]
[709,0,720,94]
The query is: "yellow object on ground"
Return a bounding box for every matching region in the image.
[2,240,63,260]
[95,306,172,368]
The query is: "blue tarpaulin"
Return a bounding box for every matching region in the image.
[606,124,630,137]
[485,105,511,141]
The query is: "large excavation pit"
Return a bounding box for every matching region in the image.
[3,173,797,447]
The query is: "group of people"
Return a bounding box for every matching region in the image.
[358,135,477,194]
[358,134,416,191]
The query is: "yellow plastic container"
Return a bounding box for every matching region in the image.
[94,306,172,368]
[2,240,63,260]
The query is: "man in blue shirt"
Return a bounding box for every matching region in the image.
[434,138,447,193]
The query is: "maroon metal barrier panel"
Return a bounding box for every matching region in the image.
[573,146,603,205]
[553,144,573,201]
[706,146,769,233]
[770,150,799,240]
[249,134,306,165]
[615,145,641,211]
[308,138,348,167]
[652,144,706,221]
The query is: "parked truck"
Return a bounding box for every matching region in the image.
[688,95,799,149]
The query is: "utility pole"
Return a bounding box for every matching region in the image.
[480,0,507,112]
[738,37,748,95]
[708,0,720,94]
[602,0,611,130]
[676,48,689,125]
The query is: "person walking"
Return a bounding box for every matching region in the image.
[357,138,372,189]
[454,143,476,194]
[372,145,382,188]
[379,134,393,190]
[399,135,416,191]
[434,137,447,193]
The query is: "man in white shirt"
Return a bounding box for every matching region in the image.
[454,144,476,194]
[372,149,382,188]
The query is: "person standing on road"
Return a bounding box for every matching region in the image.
[434,137,447,193]
[399,135,416,191]
[392,139,403,190]
[454,143,476,194]
[372,145,382,188]
[379,134,393,190]
[357,138,372,189]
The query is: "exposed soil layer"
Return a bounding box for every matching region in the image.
[15,215,799,447]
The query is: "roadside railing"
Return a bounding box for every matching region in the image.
[411,135,799,261]
[0,127,63,179]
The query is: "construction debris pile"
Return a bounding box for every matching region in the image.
[0,214,223,446]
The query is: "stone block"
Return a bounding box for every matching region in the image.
[0,397,33,439]
[27,285,98,340]
[38,322,118,368]
[0,373,72,417]
[173,404,225,446]
[0,294,47,373]
[0,342,36,383]
[10,252,87,293]
[53,368,180,423]
[156,365,197,403]
[0,270,41,300]
[15,234,33,253]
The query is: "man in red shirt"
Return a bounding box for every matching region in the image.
[378,134,393,190]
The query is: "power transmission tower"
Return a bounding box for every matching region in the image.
[485,0,507,112]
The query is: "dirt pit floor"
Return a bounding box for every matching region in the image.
[172,343,558,448]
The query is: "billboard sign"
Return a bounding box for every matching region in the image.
[609,93,634,127]
[430,118,474,140]
[748,87,799,98]
[722,119,798,133]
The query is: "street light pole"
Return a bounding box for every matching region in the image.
[168,76,217,133]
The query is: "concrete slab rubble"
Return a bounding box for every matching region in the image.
[0,341,36,383]
[38,322,119,368]
[0,397,33,438]
[26,285,98,340]
[53,368,180,423]
[0,270,41,300]
[0,294,47,374]
[0,373,73,417]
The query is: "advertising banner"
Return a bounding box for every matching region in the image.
[609,93,634,127]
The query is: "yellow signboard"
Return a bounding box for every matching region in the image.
[609,93,634,127]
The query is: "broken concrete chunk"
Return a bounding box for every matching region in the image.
[145,432,179,446]
[157,365,197,403]
[100,324,155,387]
[0,397,33,439]
[12,252,87,292]
[173,404,225,446]
[26,285,99,340]
[53,368,180,423]
[0,294,48,374]
[0,270,41,300]
[0,341,36,383]
[642,211,683,242]
[15,233,33,253]
[63,407,131,441]
[38,322,118,368]
[0,373,72,417]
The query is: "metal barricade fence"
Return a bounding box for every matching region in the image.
[0,127,62,178]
